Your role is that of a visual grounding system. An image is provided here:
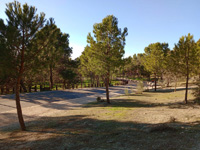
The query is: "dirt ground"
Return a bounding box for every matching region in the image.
[0,88,200,150]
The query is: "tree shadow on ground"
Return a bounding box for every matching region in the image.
[85,99,155,108]
[84,98,199,110]
[0,90,96,112]
[0,84,137,111]
[0,115,200,150]
[1,90,92,104]
[147,87,194,93]
[0,113,41,129]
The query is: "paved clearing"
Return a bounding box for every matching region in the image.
[0,83,136,128]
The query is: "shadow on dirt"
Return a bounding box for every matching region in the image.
[84,98,199,110]
[0,114,200,150]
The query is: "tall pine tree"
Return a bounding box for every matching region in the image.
[173,33,198,103]
[143,42,170,91]
[3,1,45,130]
[85,15,128,103]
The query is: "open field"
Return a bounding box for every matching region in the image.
[0,88,200,150]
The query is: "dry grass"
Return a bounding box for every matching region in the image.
[1,89,200,150]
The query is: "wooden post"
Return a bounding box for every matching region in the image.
[56,85,58,90]
[13,87,15,94]
[20,86,22,93]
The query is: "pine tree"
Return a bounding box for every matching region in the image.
[143,42,169,91]
[83,15,128,103]
[3,1,45,130]
[38,18,71,89]
[173,33,198,103]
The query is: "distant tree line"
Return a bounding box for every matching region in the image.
[121,34,200,104]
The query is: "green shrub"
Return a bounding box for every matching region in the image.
[124,88,129,96]
[136,81,144,94]
[96,97,104,102]
[158,79,165,88]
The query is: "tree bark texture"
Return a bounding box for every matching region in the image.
[16,78,26,131]
[106,72,110,104]
[184,47,189,104]
[50,65,53,89]
[185,72,189,104]
[15,29,26,131]
[154,73,157,91]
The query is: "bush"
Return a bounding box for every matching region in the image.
[158,79,165,88]
[96,97,104,102]
[168,116,176,123]
[136,81,144,94]
[131,87,135,94]
[124,88,129,96]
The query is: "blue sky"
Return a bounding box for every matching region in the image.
[1,0,200,59]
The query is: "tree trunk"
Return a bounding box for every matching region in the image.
[1,86,4,95]
[161,74,163,80]
[167,77,170,87]
[148,74,150,81]
[20,79,27,92]
[174,77,177,92]
[106,73,110,104]
[137,68,140,78]
[15,29,26,131]
[50,65,53,89]
[185,73,189,104]
[154,73,157,91]
[16,78,26,131]
[96,76,99,87]
[63,80,66,89]
[184,47,189,104]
